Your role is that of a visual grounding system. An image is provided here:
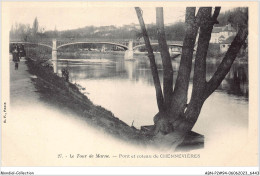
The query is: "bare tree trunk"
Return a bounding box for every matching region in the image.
[152,8,200,135]
[178,7,216,131]
[169,7,199,121]
[135,7,248,145]
[178,7,248,132]
[156,7,173,110]
[135,7,165,112]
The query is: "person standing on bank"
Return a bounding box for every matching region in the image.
[12,45,20,70]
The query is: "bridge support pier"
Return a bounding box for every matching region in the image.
[124,40,134,60]
[52,39,58,73]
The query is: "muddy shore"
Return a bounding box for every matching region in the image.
[25,57,153,146]
[24,55,204,151]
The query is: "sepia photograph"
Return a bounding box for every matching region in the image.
[1,1,259,175]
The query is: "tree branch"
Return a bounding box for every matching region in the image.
[135,7,165,112]
[184,7,214,125]
[170,7,199,119]
[193,7,212,88]
[203,26,248,100]
[156,7,173,110]
[212,7,221,23]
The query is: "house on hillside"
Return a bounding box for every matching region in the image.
[219,36,234,53]
[210,24,237,43]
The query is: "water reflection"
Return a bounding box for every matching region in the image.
[56,54,248,128]
[206,62,248,99]
[223,64,248,97]
[58,55,248,99]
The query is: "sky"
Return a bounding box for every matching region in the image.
[8,7,186,31]
[7,4,234,31]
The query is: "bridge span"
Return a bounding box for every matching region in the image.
[10,39,184,70]
[56,41,129,50]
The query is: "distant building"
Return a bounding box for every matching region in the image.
[219,36,234,53]
[210,24,237,43]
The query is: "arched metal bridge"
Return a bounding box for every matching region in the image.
[56,41,129,50]
[10,41,183,51]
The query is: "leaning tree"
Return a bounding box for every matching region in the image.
[135,7,248,147]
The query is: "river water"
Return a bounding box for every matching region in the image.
[56,53,248,134]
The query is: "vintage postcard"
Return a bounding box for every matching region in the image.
[1,1,259,175]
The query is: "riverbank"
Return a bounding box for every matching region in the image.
[26,57,151,146]
[4,58,206,166]
[5,59,153,166]
[24,55,204,151]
